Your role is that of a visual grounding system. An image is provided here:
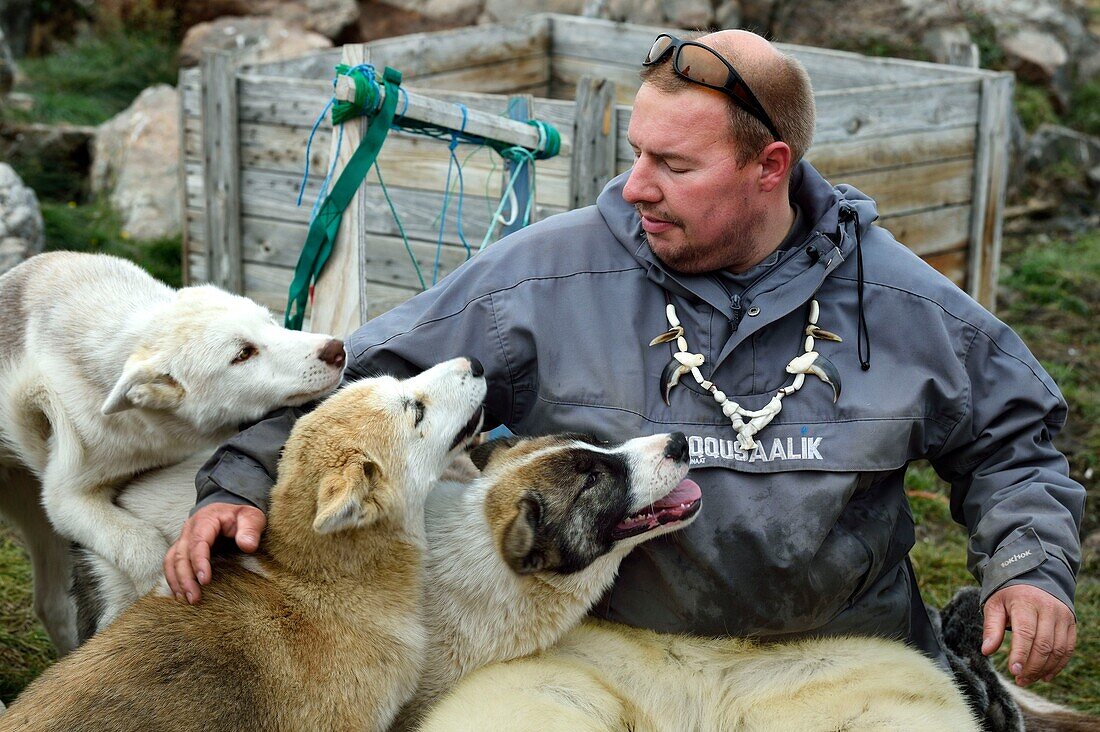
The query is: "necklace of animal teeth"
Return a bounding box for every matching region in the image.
[651,299,843,452]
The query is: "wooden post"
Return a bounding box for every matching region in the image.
[311,44,373,337]
[201,50,243,294]
[569,76,618,208]
[966,73,1012,311]
[178,67,191,286]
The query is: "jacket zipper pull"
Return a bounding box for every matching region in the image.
[730,293,743,330]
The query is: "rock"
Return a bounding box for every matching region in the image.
[1078,46,1100,83]
[177,0,358,40]
[91,85,182,241]
[921,25,975,66]
[659,0,713,28]
[481,0,583,23]
[714,0,741,29]
[1001,29,1070,89]
[1025,123,1100,172]
[603,0,664,25]
[178,16,333,67]
[0,164,45,276]
[346,1,478,42]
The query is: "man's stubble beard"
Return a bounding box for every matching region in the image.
[642,216,764,275]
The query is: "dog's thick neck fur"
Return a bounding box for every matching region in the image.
[407,476,632,714]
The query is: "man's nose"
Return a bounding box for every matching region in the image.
[622,158,659,205]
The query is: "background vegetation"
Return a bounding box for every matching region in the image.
[1,9,1097,716]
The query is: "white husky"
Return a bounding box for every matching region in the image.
[0,252,345,654]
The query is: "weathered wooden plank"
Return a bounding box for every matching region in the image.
[187,163,567,238]
[353,17,548,79]
[201,50,243,294]
[878,204,971,256]
[548,14,989,91]
[241,50,341,80]
[841,158,974,216]
[967,73,1013,310]
[804,126,975,178]
[400,54,550,95]
[923,248,968,289]
[570,77,618,209]
[187,214,471,289]
[606,78,980,161]
[332,76,548,154]
[237,76,333,127]
[551,57,643,104]
[179,68,192,285]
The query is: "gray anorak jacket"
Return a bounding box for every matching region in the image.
[197,161,1084,657]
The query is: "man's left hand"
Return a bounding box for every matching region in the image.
[982,584,1076,686]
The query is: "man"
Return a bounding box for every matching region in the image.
[167,29,1083,688]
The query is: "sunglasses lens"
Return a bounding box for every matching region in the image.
[675,44,730,87]
[645,35,674,64]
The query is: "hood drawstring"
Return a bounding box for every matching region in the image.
[841,206,872,371]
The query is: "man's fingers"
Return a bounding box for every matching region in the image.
[1039,620,1069,682]
[982,596,1008,656]
[1020,610,1057,685]
[230,507,266,553]
[1007,605,1039,683]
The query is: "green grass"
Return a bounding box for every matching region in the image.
[1066,78,1100,138]
[1015,81,1060,133]
[1,24,177,127]
[40,199,182,288]
[0,525,56,703]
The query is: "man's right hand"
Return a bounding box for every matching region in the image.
[164,503,266,604]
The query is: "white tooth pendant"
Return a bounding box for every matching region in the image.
[655,297,839,446]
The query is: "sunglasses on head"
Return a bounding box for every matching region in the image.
[643,33,782,143]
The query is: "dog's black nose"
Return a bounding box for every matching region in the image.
[664,432,688,462]
[468,357,485,377]
[319,339,345,367]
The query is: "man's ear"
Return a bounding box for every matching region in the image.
[470,436,520,471]
[313,457,384,535]
[757,141,792,194]
[501,494,545,575]
[101,356,185,415]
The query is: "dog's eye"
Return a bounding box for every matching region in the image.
[232,344,258,364]
[581,472,600,491]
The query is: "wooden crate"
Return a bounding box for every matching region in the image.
[180,14,1012,335]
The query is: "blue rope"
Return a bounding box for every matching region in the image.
[374,162,425,291]
[296,97,335,207]
[434,103,471,284]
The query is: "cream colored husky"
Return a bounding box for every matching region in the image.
[419,617,980,731]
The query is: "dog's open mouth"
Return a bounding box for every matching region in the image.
[611,478,702,540]
[450,404,485,450]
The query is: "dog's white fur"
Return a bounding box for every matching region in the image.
[419,618,980,731]
[0,252,344,653]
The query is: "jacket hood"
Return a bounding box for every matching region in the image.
[595,160,879,297]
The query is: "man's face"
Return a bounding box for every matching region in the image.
[623,84,765,274]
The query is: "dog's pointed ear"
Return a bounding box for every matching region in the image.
[313,456,384,535]
[502,494,545,574]
[470,436,520,471]
[102,357,185,415]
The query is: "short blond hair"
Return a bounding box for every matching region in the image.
[639,37,815,168]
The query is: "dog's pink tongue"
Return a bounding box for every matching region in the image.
[652,478,701,509]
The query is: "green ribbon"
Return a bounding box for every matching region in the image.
[284,66,403,330]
